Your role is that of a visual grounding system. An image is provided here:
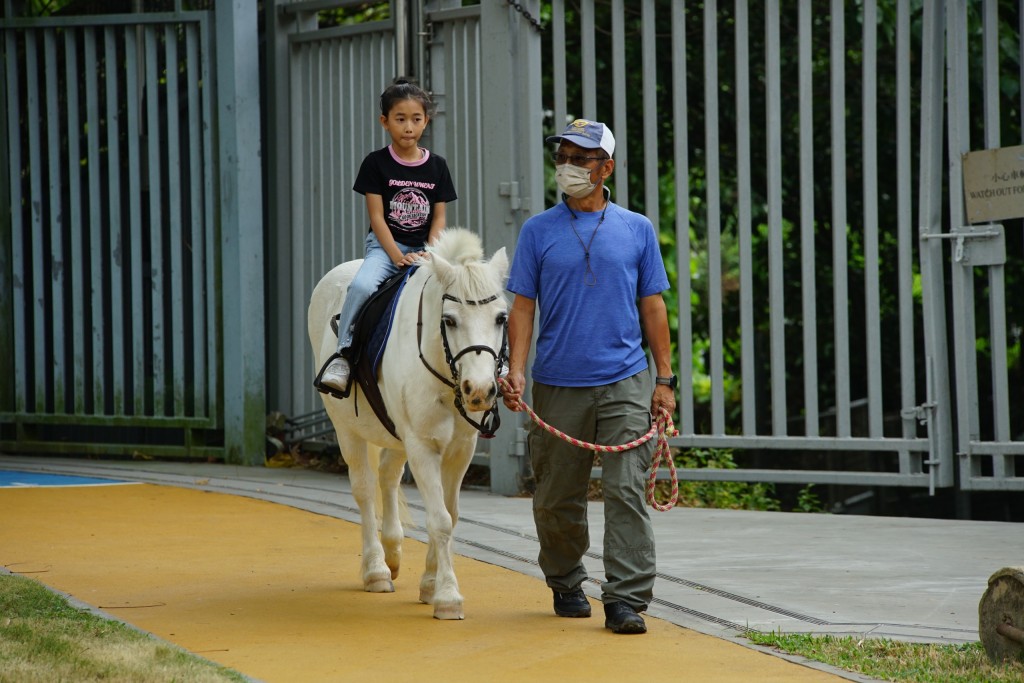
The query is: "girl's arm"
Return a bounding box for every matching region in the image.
[365,193,408,266]
[426,202,447,246]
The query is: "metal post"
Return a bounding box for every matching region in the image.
[216,0,266,464]
[479,0,542,495]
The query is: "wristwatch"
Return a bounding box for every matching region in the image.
[655,375,677,390]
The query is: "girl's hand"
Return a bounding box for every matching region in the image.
[394,251,423,267]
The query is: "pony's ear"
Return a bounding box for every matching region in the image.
[430,251,456,289]
[489,247,509,280]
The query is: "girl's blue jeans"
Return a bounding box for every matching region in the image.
[336,231,421,353]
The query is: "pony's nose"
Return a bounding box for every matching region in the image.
[461,379,498,409]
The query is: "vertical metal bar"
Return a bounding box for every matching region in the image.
[125,26,146,417]
[310,42,323,270]
[917,0,955,488]
[671,0,693,434]
[26,31,46,413]
[611,0,627,209]
[145,24,165,416]
[798,0,819,437]
[947,0,979,458]
[5,30,27,413]
[642,0,658,231]
[830,0,851,437]
[84,28,105,415]
[44,29,66,414]
[703,0,724,435]
[981,2,1011,458]
[766,0,786,435]
[64,29,84,413]
[897,0,917,442]
[186,23,207,417]
[736,0,756,436]
[105,26,125,417]
[165,24,185,416]
[0,30,11,415]
[290,41,308,412]
[982,0,999,145]
[200,12,218,424]
[862,0,883,437]
[552,0,566,131]
[580,0,594,118]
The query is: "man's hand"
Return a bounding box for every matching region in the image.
[651,384,676,418]
[501,370,526,412]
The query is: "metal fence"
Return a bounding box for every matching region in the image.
[0,9,222,457]
[545,1,1023,494]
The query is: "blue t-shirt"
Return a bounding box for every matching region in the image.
[506,200,669,387]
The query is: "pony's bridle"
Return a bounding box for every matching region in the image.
[416,276,508,438]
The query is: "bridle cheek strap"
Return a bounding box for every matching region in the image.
[416,278,508,438]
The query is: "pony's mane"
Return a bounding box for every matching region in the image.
[425,228,505,301]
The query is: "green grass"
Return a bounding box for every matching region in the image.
[748,631,1024,683]
[0,573,248,683]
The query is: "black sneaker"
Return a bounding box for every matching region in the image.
[603,601,646,634]
[552,587,592,618]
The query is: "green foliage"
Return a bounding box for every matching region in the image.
[749,631,1024,683]
[670,448,781,511]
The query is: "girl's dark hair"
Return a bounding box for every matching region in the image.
[379,78,434,118]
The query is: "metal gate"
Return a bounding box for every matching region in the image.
[941,1,1023,491]
[0,8,221,457]
[541,0,1023,495]
[265,0,1022,495]
[1,2,267,464]
[265,0,539,491]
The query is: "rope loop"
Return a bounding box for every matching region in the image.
[498,378,680,511]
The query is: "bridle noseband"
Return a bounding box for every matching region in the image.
[416,276,508,438]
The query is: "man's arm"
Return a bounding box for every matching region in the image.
[639,292,677,416]
[502,294,536,411]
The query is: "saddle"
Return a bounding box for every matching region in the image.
[315,267,418,439]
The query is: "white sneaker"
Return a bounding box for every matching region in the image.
[320,357,351,393]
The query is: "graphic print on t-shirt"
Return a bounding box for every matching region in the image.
[389,187,430,231]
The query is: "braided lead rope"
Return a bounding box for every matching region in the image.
[498,378,680,511]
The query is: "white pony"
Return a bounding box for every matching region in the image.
[307,228,509,620]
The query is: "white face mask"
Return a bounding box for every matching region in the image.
[555,163,599,198]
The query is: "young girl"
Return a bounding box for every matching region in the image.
[317,79,457,394]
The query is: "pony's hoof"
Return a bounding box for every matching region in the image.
[433,604,465,620]
[365,578,395,593]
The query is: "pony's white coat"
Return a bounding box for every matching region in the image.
[307,229,509,619]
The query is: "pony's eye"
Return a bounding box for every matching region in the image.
[442,315,457,328]
[496,313,508,326]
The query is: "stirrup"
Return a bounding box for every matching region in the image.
[313,352,351,400]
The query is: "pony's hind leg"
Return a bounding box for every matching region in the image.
[339,437,394,592]
[378,447,407,581]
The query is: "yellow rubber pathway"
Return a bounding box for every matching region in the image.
[0,483,851,683]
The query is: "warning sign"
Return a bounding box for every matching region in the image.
[962,145,1024,223]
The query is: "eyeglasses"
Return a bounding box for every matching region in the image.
[551,152,607,166]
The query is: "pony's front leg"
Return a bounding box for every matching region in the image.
[378,447,407,581]
[406,446,463,620]
[341,439,394,593]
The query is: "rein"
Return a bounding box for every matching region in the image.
[416,275,507,438]
[497,377,680,511]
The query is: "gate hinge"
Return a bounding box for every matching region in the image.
[499,181,521,209]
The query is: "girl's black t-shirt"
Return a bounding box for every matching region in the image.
[353,146,458,247]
